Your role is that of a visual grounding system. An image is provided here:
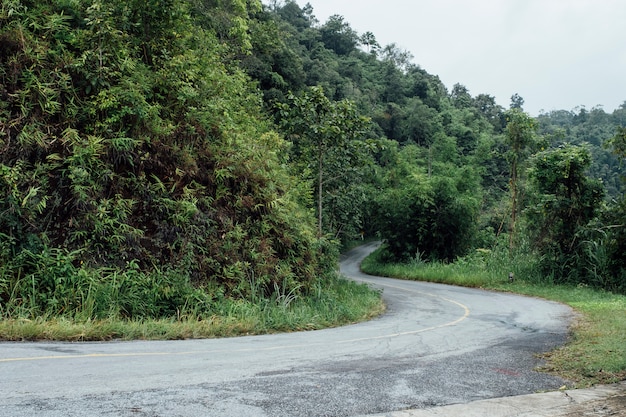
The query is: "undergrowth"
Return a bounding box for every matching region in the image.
[0,272,384,341]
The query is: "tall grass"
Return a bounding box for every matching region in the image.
[361,241,542,289]
[0,237,383,341]
[0,249,214,321]
[0,273,384,341]
[361,243,626,387]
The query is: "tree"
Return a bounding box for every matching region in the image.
[237,7,306,102]
[525,144,604,282]
[319,15,359,56]
[372,158,480,262]
[275,1,318,29]
[505,108,537,252]
[510,93,525,110]
[473,94,505,132]
[380,43,414,72]
[360,31,380,55]
[450,84,472,109]
[398,98,442,147]
[600,126,626,291]
[191,0,262,54]
[608,126,626,160]
[276,86,370,237]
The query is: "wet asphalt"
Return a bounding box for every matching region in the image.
[0,242,574,416]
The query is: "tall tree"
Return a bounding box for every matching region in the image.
[525,144,604,281]
[276,86,370,237]
[450,84,473,109]
[505,108,537,252]
[510,93,525,110]
[380,43,414,73]
[319,14,359,56]
[359,31,380,55]
[473,93,505,132]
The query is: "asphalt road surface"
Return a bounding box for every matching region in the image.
[0,242,573,417]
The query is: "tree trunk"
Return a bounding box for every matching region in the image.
[318,147,323,238]
[509,158,517,254]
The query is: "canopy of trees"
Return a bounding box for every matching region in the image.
[252,1,626,292]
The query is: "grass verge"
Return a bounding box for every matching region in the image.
[0,275,384,342]
[361,246,626,387]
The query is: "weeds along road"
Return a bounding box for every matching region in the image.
[0,242,573,417]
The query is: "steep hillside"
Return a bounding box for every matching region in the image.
[0,0,324,318]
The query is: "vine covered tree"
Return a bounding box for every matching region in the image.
[525,144,604,282]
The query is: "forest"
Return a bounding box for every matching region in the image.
[1,0,625,324]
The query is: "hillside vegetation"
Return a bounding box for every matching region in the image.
[0,0,334,321]
[247,1,626,293]
[1,0,625,332]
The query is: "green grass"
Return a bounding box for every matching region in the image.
[361,246,626,387]
[0,275,384,342]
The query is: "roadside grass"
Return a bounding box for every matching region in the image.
[0,275,384,342]
[361,246,626,387]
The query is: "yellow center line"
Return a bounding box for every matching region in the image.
[339,278,471,343]
[1,279,470,363]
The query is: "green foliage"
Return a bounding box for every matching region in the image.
[591,203,626,293]
[0,272,383,341]
[191,0,262,54]
[525,144,605,284]
[527,109,626,293]
[504,108,539,251]
[505,108,538,155]
[371,146,480,262]
[607,125,626,160]
[0,240,210,320]
[537,107,625,199]
[0,0,329,321]
[3,0,626,329]
[275,86,372,239]
[241,4,626,297]
[319,14,359,56]
[589,126,626,293]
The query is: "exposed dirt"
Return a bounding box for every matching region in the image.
[561,394,626,416]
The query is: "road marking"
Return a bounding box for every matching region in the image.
[340,277,471,343]
[0,278,470,363]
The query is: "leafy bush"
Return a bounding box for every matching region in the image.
[524,144,605,285]
[371,158,480,262]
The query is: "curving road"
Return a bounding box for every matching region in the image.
[0,242,573,417]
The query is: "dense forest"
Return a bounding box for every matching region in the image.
[1,0,625,321]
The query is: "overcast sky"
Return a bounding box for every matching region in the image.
[286,0,626,116]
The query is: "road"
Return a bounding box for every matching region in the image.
[0,242,573,417]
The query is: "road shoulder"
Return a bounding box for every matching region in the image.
[361,381,626,417]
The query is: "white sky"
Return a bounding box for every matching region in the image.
[284,0,626,116]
